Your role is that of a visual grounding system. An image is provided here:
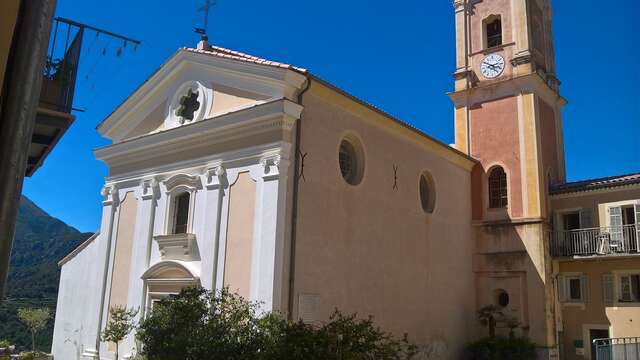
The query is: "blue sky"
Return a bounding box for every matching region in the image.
[23,0,640,232]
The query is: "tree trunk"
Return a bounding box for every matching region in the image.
[31,330,35,352]
[489,317,496,338]
[115,342,118,360]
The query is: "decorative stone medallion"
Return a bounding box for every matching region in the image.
[166,80,213,129]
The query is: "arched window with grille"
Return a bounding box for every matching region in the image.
[488,167,508,209]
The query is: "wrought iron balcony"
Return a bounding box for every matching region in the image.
[551,225,639,258]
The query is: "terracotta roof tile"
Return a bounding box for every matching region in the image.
[183,45,307,73]
[550,172,640,195]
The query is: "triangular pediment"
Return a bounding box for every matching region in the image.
[98,46,307,143]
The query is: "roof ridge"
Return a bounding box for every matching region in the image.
[560,172,640,186]
[550,171,640,194]
[183,43,308,73]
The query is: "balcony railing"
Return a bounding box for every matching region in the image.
[593,337,640,360]
[551,225,639,257]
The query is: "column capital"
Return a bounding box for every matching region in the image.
[140,178,159,200]
[100,185,119,206]
[205,165,227,189]
[453,0,467,12]
[260,155,282,180]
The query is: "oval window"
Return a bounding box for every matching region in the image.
[338,137,364,185]
[497,290,510,307]
[419,172,436,213]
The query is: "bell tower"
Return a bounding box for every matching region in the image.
[449,1,566,358]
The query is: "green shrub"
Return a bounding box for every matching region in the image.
[0,340,10,348]
[465,336,536,360]
[18,351,50,360]
[137,287,416,360]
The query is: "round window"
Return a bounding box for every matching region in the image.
[419,172,436,213]
[497,290,509,307]
[338,137,363,185]
[165,81,212,130]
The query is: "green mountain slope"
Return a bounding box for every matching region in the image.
[0,196,92,351]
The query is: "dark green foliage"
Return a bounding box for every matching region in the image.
[258,311,416,360]
[465,336,536,360]
[0,197,92,351]
[137,287,263,360]
[137,287,416,360]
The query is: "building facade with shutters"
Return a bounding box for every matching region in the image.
[52,1,640,359]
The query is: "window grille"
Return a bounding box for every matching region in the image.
[488,167,508,208]
[486,18,502,48]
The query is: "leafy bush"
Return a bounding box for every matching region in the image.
[18,351,50,360]
[137,287,263,360]
[17,308,50,352]
[0,340,10,348]
[465,336,536,360]
[137,287,415,360]
[257,311,415,360]
[101,306,138,360]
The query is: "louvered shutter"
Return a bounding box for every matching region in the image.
[609,206,623,242]
[602,273,614,305]
[581,274,590,303]
[580,208,593,229]
[557,275,566,302]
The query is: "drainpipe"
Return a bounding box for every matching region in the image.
[287,76,311,320]
[0,0,57,299]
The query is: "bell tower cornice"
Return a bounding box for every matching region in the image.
[448,72,567,109]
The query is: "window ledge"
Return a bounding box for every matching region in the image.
[154,233,199,261]
[470,42,516,57]
[562,302,586,310]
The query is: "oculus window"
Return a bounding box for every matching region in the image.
[419,172,436,213]
[495,289,509,308]
[175,88,200,122]
[338,136,364,185]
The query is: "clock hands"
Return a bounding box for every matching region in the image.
[480,54,504,78]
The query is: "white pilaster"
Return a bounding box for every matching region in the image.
[250,154,289,312]
[200,165,227,290]
[120,178,158,359]
[82,185,119,359]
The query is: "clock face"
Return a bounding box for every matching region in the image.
[480,54,505,79]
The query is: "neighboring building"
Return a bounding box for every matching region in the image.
[51,1,639,359]
[550,175,640,360]
[0,0,70,298]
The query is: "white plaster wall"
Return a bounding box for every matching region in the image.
[52,238,100,359]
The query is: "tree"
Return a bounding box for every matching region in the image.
[17,307,51,352]
[137,287,416,360]
[477,305,503,338]
[101,306,138,360]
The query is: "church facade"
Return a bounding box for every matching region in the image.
[52,1,640,359]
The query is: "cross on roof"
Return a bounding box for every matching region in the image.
[197,0,216,38]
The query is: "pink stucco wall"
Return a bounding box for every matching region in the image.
[469,96,523,218]
[291,82,477,356]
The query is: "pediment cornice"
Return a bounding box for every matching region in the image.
[98,49,307,142]
[94,98,301,172]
